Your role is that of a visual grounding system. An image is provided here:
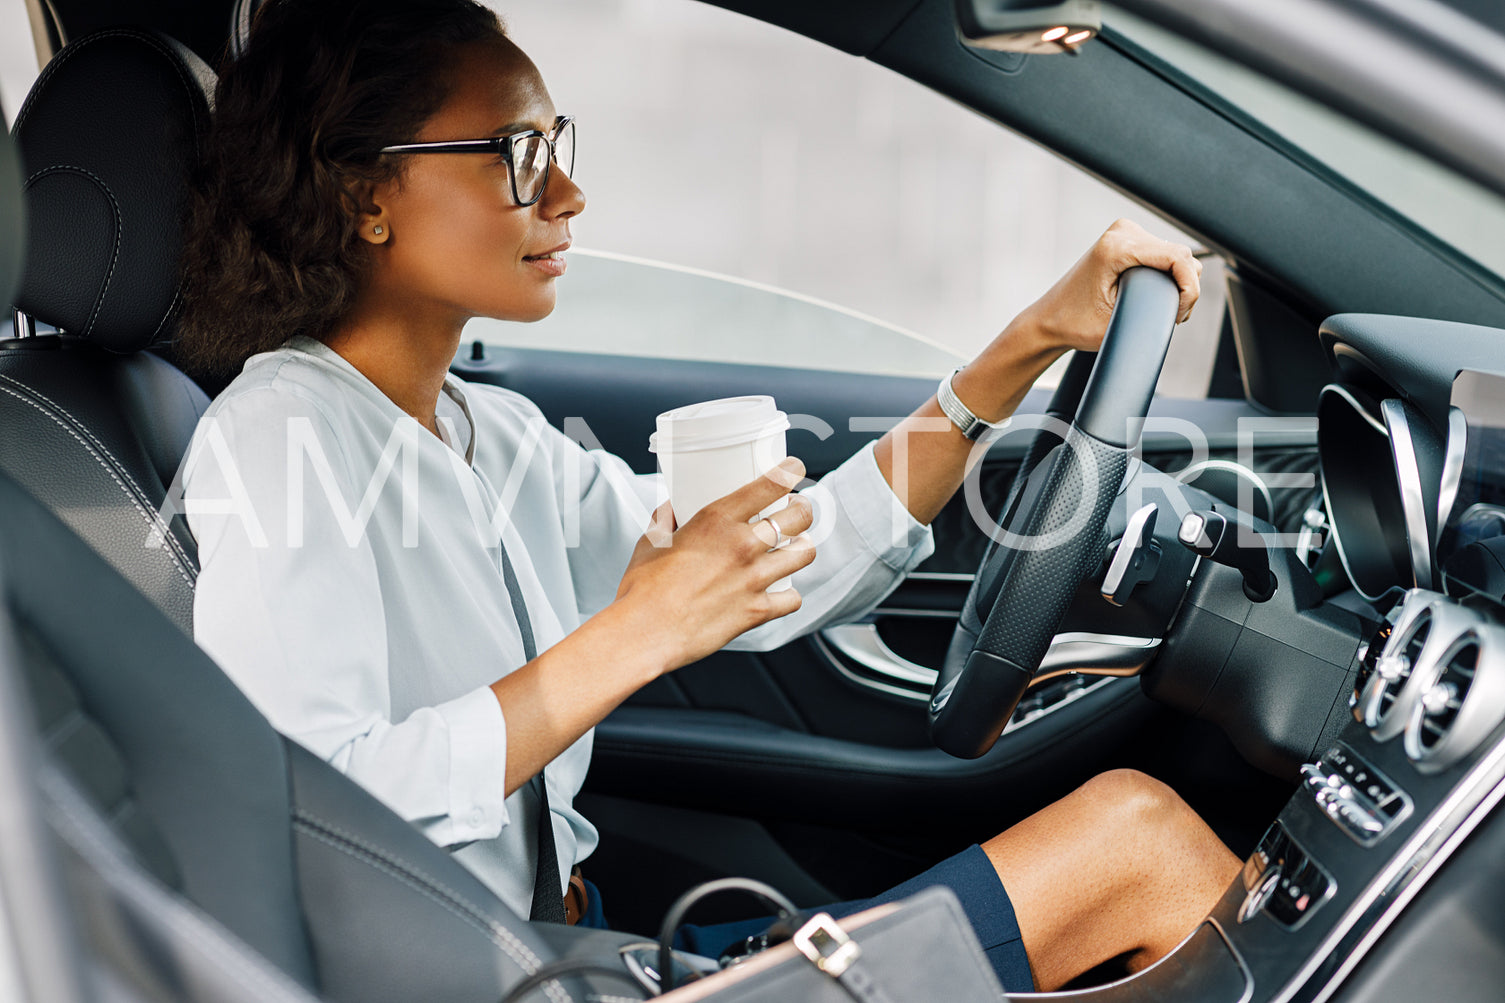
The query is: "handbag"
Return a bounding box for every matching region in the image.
[659,886,1005,1003]
[499,881,1005,1003]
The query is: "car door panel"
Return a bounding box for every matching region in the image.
[588,681,1151,828]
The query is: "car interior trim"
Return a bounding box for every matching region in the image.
[1437,406,1468,538]
[1174,459,1276,521]
[1301,727,1505,1003]
[1272,681,1505,1002]
[819,624,939,690]
[868,606,961,620]
[814,625,1149,729]
[903,571,976,583]
[1371,601,1472,742]
[1320,384,1387,437]
[1402,625,1505,774]
[1236,826,1337,933]
[1381,398,1438,591]
[1203,919,1257,1003]
[1317,384,1407,602]
[1010,918,1254,1002]
[1300,742,1415,848]
[1030,633,1163,686]
[1352,590,1440,732]
[821,626,1162,695]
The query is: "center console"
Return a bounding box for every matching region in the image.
[1033,587,1505,1001]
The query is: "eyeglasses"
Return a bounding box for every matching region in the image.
[380,115,575,207]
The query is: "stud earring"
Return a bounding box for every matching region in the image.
[373,225,384,235]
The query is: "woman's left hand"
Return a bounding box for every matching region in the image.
[1017,218,1202,354]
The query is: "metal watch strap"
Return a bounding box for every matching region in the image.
[937,367,1005,441]
[792,914,899,1003]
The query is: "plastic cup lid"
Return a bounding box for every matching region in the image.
[648,395,790,453]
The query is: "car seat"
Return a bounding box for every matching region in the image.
[0,456,652,1002]
[4,29,214,632]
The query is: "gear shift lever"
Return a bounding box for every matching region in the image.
[1178,509,1277,602]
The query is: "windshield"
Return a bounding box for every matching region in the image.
[1104,8,1505,284]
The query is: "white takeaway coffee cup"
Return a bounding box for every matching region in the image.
[648,395,794,591]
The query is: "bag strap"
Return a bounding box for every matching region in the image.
[658,877,800,993]
[789,913,899,1003]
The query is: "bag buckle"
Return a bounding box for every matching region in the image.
[792,913,861,977]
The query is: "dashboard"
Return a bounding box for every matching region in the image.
[1052,313,1505,1002]
[1208,315,1505,1003]
[1320,361,1505,606]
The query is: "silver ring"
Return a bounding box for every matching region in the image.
[764,518,785,550]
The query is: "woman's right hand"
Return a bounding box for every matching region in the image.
[614,456,816,672]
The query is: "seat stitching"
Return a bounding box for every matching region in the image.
[22,165,123,337]
[0,372,198,578]
[150,283,184,342]
[0,380,196,589]
[15,29,206,342]
[15,30,204,138]
[292,814,572,1003]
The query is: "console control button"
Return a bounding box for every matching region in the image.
[1300,743,1412,845]
[1240,823,1334,930]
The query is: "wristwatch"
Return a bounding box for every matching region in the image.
[937,367,1007,441]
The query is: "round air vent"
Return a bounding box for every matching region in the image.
[1351,620,1394,723]
[1404,626,1505,774]
[1359,599,1471,741]
[1350,589,1442,724]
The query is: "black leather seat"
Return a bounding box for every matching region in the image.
[5,29,213,632]
[0,456,649,1002]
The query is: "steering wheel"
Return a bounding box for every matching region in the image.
[929,267,1182,759]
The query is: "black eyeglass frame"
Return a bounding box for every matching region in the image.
[380,114,574,207]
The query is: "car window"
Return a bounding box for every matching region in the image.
[471,0,1226,398]
[0,0,42,126]
[1105,7,1505,284]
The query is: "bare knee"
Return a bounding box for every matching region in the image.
[1075,769,1184,832]
[1075,769,1235,881]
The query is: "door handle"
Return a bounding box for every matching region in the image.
[820,623,938,688]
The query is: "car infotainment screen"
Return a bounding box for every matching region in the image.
[1442,369,1505,556]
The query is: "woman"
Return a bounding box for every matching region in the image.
[178,0,1237,992]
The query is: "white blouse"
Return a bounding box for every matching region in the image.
[185,336,933,918]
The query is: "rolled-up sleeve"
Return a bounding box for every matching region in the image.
[187,388,510,847]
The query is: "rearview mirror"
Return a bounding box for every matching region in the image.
[955,0,1101,54]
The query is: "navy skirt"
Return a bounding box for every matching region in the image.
[582,844,1035,994]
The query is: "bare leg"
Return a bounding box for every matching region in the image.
[982,769,1242,991]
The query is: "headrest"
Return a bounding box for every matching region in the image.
[12,31,214,352]
[0,126,22,313]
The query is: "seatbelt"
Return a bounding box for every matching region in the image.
[496,543,567,924]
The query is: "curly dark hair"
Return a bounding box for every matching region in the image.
[175,0,506,385]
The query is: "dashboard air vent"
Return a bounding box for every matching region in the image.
[1362,611,1431,739]
[1350,620,1393,723]
[1405,627,1505,774]
[1414,640,1476,754]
